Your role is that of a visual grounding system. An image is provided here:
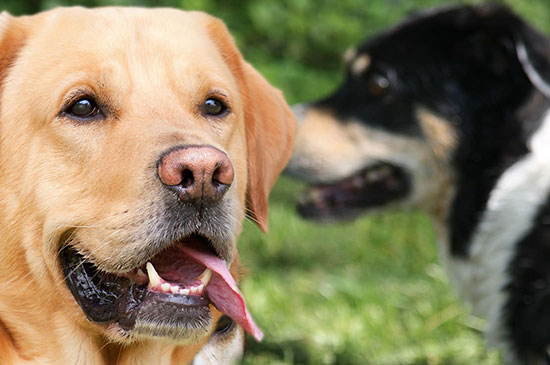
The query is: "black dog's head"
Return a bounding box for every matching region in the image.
[287,4,550,237]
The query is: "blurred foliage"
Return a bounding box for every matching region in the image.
[1,0,548,103]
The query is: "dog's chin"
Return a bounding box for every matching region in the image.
[128,293,212,343]
[297,163,411,221]
[59,235,220,344]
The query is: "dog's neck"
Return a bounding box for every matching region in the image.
[102,341,205,365]
[0,316,204,364]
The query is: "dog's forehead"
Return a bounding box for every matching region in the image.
[28,8,220,64]
[14,8,235,89]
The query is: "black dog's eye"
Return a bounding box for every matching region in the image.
[67,98,100,119]
[367,74,389,96]
[203,98,227,116]
[214,315,235,335]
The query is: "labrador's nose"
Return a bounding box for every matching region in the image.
[157,145,234,208]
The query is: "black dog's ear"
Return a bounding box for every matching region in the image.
[449,4,550,97]
[474,4,550,97]
[514,22,550,98]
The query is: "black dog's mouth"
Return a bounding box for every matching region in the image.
[298,163,410,220]
[60,235,262,342]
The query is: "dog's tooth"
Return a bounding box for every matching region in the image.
[161,283,171,292]
[366,170,380,182]
[190,286,198,295]
[179,288,190,296]
[136,268,147,279]
[146,262,162,287]
[379,165,391,176]
[198,268,212,287]
[308,189,322,202]
[196,283,205,295]
[170,285,180,294]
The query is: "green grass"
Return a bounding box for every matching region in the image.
[238,177,500,364]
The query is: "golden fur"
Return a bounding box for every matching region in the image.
[0,7,294,364]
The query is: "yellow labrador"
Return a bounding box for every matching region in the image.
[0,7,294,364]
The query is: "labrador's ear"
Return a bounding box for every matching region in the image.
[206,15,295,232]
[0,12,27,92]
[0,11,25,358]
[239,62,295,232]
[0,321,19,364]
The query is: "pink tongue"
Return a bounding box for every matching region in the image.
[181,245,263,341]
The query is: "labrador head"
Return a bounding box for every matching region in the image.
[0,7,294,363]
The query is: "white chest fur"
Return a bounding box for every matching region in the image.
[437,109,550,361]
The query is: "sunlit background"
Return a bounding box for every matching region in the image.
[2,1,548,363]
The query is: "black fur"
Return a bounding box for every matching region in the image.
[506,196,550,364]
[313,4,548,256]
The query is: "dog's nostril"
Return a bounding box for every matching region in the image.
[157,145,234,206]
[181,169,194,189]
[212,161,234,188]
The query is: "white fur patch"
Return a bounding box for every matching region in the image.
[440,108,550,362]
[193,327,244,365]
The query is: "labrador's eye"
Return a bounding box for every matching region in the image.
[214,315,235,335]
[203,98,227,116]
[367,74,390,96]
[67,98,100,119]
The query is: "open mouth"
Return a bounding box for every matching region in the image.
[60,235,262,342]
[298,163,410,220]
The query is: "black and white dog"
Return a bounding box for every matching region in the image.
[285,4,550,364]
